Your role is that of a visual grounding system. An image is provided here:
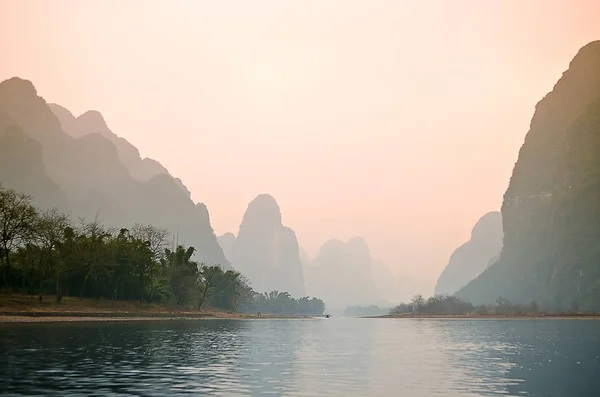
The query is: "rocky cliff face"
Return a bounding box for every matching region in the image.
[304,237,382,309]
[435,212,503,296]
[231,194,305,296]
[0,77,229,269]
[458,41,600,311]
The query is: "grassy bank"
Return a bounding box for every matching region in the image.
[0,293,305,322]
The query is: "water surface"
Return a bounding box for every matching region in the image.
[1,318,599,396]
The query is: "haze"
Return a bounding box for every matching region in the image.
[2,0,600,295]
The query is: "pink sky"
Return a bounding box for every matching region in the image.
[1,0,599,294]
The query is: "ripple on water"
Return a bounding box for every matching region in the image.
[0,318,599,396]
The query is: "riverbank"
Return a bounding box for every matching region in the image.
[369,313,600,319]
[0,294,307,322]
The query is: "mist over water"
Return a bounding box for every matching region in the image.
[1,319,598,397]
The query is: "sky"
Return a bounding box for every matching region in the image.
[1,0,600,295]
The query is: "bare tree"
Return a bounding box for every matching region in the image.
[131,223,169,301]
[0,186,38,290]
[130,223,169,261]
[411,294,425,314]
[77,217,110,298]
[33,208,71,301]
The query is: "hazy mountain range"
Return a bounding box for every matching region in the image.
[0,76,402,306]
[0,77,230,269]
[215,195,401,309]
[4,40,600,312]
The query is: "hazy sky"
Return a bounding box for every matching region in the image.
[2,0,599,294]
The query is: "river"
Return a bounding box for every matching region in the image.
[1,318,599,396]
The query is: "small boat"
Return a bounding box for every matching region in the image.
[325,314,330,318]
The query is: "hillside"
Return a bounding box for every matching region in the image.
[0,77,230,269]
[457,41,600,311]
[435,212,503,295]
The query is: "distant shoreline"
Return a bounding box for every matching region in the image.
[367,314,600,320]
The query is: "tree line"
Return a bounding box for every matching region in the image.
[0,186,325,315]
[390,294,543,316]
[241,291,326,315]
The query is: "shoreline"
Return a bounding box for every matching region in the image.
[0,313,308,323]
[0,311,313,323]
[0,294,313,323]
[367,314,600,320]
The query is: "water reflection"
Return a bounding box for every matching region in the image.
[1,318,599,396]
[431,319,600,396]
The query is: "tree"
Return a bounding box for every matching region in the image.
[54,226,78,303]
[163,245,198,306]
[32,209,70,301]
[196,265,220,309]
[76,218,111,298]
[0,186,37,290]
[131,224,169,302]
[0,186,330,313]
[209,270,246,311]
[411,294,425,314]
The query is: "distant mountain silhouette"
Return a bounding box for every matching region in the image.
[298,247,312,270]
[230,194,305,296]
[370,259,398,304]
[458,41,600,311]
[0,77,229,269]
[435,211,503,296]
[217,232,236,263]
[0,119,66,210]
[49,103,190,197]
[303,237,383,309]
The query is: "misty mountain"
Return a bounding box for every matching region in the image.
[457,41,600,311]
[217,232,236,263]
[49,104,191,197]
[303,237,384,309]
[229,194,305,297]
[370,259,399,304]
[0,119,66,211]
[0,77,230,269]
[434,211,503,296]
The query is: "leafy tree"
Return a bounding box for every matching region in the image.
[76,218,111,298]
[0,186,327,314]
[196,265,220,309]
[244,290,325,315]
[163,246,198,306]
